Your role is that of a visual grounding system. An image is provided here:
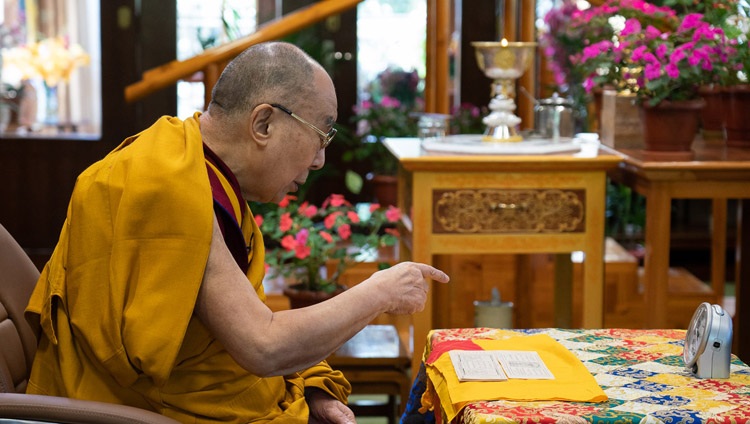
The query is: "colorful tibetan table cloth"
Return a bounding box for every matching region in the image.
[417,328,750,424]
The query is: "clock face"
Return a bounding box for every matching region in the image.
[684,302,711,367]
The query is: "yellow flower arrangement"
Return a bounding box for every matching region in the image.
[2,36,90,87]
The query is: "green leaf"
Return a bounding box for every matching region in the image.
[345,170,364,194]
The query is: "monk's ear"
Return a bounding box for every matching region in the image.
[249,104,274,147]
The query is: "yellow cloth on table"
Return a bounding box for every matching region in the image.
[25,113,350,423]
[426,333,607,421]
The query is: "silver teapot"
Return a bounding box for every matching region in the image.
[534,93,575,141]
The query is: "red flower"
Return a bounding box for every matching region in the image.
[302,204,318,218]
[319,231,333,243]
[279,195,296,208]
[280,234,297,251]
[254,214,264,227]
[324,211,342,230]
[346,210,360,224]
[337,224,352,240]
[294,244,311,260]
[279,212,293,232]
[254,192,403,292]
[329,194,349,208]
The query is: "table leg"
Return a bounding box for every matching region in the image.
[711,199,727,300]
[554,254,573,328]
[644,188,672,328]
[736,200,748,361]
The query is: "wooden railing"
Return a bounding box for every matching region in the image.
[124,0,363,104]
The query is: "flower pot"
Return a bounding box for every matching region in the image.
[282,284,347,309]
[600,91,643,150]
[722,85,750,148]
[370,174,398,207]
[640,98,704,158]
[698,84,724,139]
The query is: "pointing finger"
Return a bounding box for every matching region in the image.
[414,263,450,283]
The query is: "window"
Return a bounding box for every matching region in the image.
[0,0,101,136]
[176,0,256,118]
[356,0,426,103]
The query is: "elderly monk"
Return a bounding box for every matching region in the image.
[25,41,449,424]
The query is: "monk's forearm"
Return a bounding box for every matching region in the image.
[257,281,389,376]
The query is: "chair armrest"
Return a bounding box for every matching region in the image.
[0,393,180,424]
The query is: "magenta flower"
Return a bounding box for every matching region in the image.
[620,18,642,37]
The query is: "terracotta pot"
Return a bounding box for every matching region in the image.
[722,85,750,148]
[282,284,346,309]
[640,98,705,153]
[698,84,724,139]
[370,174,398,207]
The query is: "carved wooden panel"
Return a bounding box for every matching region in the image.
[432,188,585,234]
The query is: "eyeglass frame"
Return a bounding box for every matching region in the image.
[270,103,337,149]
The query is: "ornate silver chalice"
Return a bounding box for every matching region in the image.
[472,40,537,142]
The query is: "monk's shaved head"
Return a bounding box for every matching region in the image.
[208,41,320,117]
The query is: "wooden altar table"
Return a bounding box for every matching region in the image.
[384,138,622,373]
[604,140,750,360]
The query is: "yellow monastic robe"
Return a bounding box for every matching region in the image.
[25,113,351,423]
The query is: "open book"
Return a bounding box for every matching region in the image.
[449,350,555,382]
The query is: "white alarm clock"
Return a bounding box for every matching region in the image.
[682,302,733,379]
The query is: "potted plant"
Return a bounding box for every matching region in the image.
[711,3,750,147]
[252,193,401,308]
[574,4,732,153]
[342,67,422,205]
[449,102,488,135]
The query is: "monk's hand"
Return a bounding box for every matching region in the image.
[306,388,355,424]
[370,262,450,315]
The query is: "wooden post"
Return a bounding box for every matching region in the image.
[425,0,451,114]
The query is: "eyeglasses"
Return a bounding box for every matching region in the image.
[271,104,337,149]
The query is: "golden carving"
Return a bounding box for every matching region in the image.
[433,189,585,234]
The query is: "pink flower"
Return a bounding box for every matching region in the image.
[644,62,662,80]
[295,228,309,245]
[620,18,642,37]
[254,214,264,227]
[678,13,703,31]
[580,41,610,62]
[644,26,662,41]
[385,206,401,222]
[583,77,596,93]
[369,203,381,213]
[380,96,401,108]
[631,45,648,62]
[654,44,668,60]
[665,63,679,79]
